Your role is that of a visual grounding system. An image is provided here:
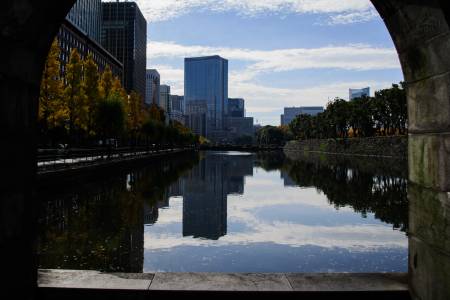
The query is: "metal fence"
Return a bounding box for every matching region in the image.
[37,146,185,172]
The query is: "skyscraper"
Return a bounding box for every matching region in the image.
[145,69,160,106]
[185,55,228,141]
[349,87,370,100]
[66,0,102,43]
[101,1,147,99]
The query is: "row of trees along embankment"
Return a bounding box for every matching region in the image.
[256,83,407,146]
[39,39,200,149]
[290,83,407,140]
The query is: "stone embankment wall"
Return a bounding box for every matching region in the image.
[284,136,407,159]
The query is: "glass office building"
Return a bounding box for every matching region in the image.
[281,106,324,126]
[66,0,102,43]
[102,1,147,99]
[349,87,370,100]
[185,56,228,140]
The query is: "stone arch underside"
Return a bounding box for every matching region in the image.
[0,1,449,299]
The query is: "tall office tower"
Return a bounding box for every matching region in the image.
[159,85,171,112]
[58,0,123,81]
[185,55,228,141]
[228,98,245,117]
[145,69,160,106]
[102,1,147,99]
[66,0,102,42]
[349,87,370,100]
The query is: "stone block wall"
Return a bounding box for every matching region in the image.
[284,136,407,159]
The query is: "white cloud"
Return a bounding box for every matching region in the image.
[143,173,407,251]
[105,0,377,24]
[326,10,379,25]
[148,41,400,74]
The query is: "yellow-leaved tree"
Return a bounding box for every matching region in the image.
[39,39,65,134]
[63,48,87,140]
[83,53,100,137]
[98,65,114,101]
[127,91,145,133]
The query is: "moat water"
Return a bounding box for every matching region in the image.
[38,150,408,273]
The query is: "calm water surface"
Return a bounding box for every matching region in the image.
[38,151,408,273]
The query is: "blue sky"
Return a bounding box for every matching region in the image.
[131,0,403,125]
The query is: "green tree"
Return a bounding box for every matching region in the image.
[326,98,350,138]
[373,83,407,135]
[256,126,287,146]
[96,93,126,141]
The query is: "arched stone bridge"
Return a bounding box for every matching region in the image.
[0,1,449,299]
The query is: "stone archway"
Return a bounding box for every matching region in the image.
[0,1,449,299]
[0,1,76,298]
[372,2,450,299]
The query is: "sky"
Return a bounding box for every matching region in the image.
[131,0,403,125]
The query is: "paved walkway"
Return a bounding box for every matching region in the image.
[38,269,410,298]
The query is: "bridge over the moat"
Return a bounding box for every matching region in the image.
[0,1,449,299]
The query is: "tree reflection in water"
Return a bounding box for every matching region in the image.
[37,152,200,272]
[262,151,408,232]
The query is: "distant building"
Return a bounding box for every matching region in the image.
[349,87,370,100]
[159,85,171,113]
[185,55,228,141]
[280,106,324,126]
[145,69,160,106]
[169,95,185,124]
[101,1,147,99]
[170,95,184,112]
[228,98,245,117]
[226,117,254,141]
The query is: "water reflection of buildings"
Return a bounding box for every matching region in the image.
[143,152,254,240]
[183,152,254,240]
